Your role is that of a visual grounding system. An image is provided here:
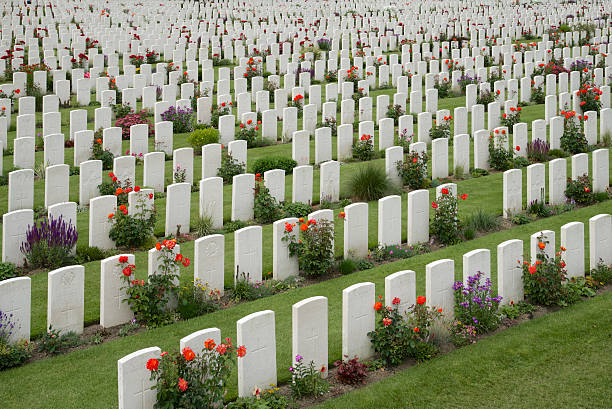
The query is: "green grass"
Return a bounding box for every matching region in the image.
[315,289,612,409]
[0,200,610,409]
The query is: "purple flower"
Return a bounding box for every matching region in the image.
[295,354,303,362]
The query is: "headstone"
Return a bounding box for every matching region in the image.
[100,254,135,328]
[292,165,313,204]
[0,277,31,343]
[589,214,612,269]
[8,169,34,212]
[237,310,276,397]
[199,177,223,229]
[165,183,191,236]
[232,174,255,221]
[497,239,524,305]
[503,168,522,218]
[378,195,401,247]
[560,222,585,279]
[47,265,84,334]
[462,249,491,283]
[292,296,329,377]
[194,234,225,294]
[384,270,415,315]
[117,347,161,409]
[273,217,299,280]
[320,161,340,203]
[343,202,369,259]
[530,230,556,263]
[425,259,455,318]
[407,189,429,245]
[89,195,117,250]
[342,282,375,359]
[234,226,262,282]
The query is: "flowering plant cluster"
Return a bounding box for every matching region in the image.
[576,82,602,113]
[560,110,588,154]
[430,189,467,245]
[71,53,88,69]
[429,116,452,140]
[488,129,514,171]
[85,37,98,50]
[20,216,78,270]
[147,338,246,408]
[435,76,452,98]
[289,94,304,116]
[243,57,263,81]
[90,138,114,170]
[325,70,337,82]
[17,63,50,74]
[352,87,367,103]
[334,355,367,385]
[108,190,156,248]
[115,111,154,139]
[128,49,159,67]
[0,88,21,103]
[453,272,502,334]
[352,133,374,161]
[386,104,404,125]
[253,174,282,224]
[98,172,135,206]
[532,58,569,77]
[397,151,429,189]
[522,238,572,306]
[0,310,31,370]
[289,355,328,399]
[565,175,597,205]
[344,66,360,84]
[368,296,441,366]
[501,106,522,132]
[317,38,332,51]
[458,74,479,92]
[211,102,232,128]
[237,119,261,147]
[283,218,335,277]
[120,240,189,327]
[161,106,194,134]
[477,89,499,107]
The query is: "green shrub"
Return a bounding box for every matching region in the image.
[0,262,18,281]
[90,139,114,170]
[177,280,219,320]
[188,128,219,150]
[217,153,245,184]
[231,272,274,302]
[281,202,311,218]
[289,356,329,399]
[397,151,429,189]
[565,175,595,205]
[37,326,82,355]
[488,132,514,171]
[431,189,463,245]
[254,183,282,224]
[108,204,157,248]
[0,340,31,370]
[284,219,335,277]
[250,157,297,174]
[346,164,395,201]
[223,220,248,233]
[75,245,108,264]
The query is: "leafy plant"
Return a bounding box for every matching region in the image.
[108,191,156,248]
[0,262,18,281]
[430,189,466,245]
[284,219,335,277]
[334,355,367,385]
[254,178,282,224]
[560,111,588,154]
[251,157,297,174]
[289,355,329,399]
[464,209,499,233]
[193,214,215,237]
[37,326,81,355]
[565,175,595,205]
[148,339,246,408]
[217,153,245,184]
[0,311,31,370]
[114,110,154,139]
[352,133,374,161]
[74,245,108,264]
[397,151,429,189]
[161,106,194,133]
[281,202,311,218]
[231,272,274,302]
[90,138,114,170]
[429,116,451,140]
[346,164,394,201]
[338,259,357,275]
[187,127,219,150]
[501,107,522,132]
[498,302,538,320]
[177,280,220,320]
[488,130,514,171]
[20,216,78,269]
[386,104,404,125]
[453,272,502,333]
[527,139,550,162]
[237,121,260,147]
[223,220,248,233]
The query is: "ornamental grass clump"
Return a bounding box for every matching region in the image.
[453,271,502,334]
[20,216,78,269]
[147,339,246,408]
[346,164,394,201]
[161,106,194,133]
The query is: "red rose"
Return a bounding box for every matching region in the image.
[416,296,426,305]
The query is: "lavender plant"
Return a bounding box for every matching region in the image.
[20,216,78,269]
[527,139,550,162]
[453,271,502,334]
[0,310,31,370]
[160,106,194,133]
[317,38,332,51]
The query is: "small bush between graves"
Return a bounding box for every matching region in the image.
[281,202,311,218]
[453,272,502,334]
[289,355,329,399]
[368,296,442,367]
[217,153,245,184]
[120,240,190,327]
[187,127,219,149]
[192,214,215,237]
[334,355,368,385]
[500,106,522,131]
[37,326,82,355]
[108,191,156,248]
[227,389,289,409]
[231,272,275,302]
[352,133,374,161]
[0,311,31,370]
[565,175,596,205]
[488,130,514,171]
[560,111,589,154]
[114,110,154,139]
[177,280,220,320]
[74,245,109,264]
[429,116,451,140]
[147,340,246,408]
[254,179,283,224]
[464,209,500,233]
[90,138,114,170]
[397,151,429,189]
[430,189,467,245]
[0,262,18,281]
[161,105,194,133]
[236,120,260,147]
[284,219,335,277]
[20,216,78,270]
[250,157,297,174]
[588,261,612,289]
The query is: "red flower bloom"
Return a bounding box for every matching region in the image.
[373,301,383,311]
[529,265,537,275]
[431,202,438,209]
[146,358,159,371]
[300,224,308,231]
[182,258,190,267]
[339,211,345,218]
[122,267,132,277]
[216,344,227,355]
[416,296,426,305]
[237,345,246,357]
[178,378,188,392]
[119,256,128,263]
[285,223,293,232]
[382,318,392,327]
[204,339,216,350]
[392,297,401,305]
[441,188,449,195]
[134,186,140,192]
[175,254,183,262]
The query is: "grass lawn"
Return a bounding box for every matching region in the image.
[314,289,612,409]
[0,200,610,409]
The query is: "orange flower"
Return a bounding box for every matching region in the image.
[96,138,102,144]
[416,296,426,305]
[300,224,308,232]
[204,338,216,350]
[167,240,176,249]
[285,223,293,232]
[108,213,114,219]
[182,347,195,361]
[155,242,162,251]
[529,265,537,274]
[115,188,123,195]
[560,246,566,252]
[216,344,227,355]
[538,242,545,250]
[237,345,246,357]
[373,301,383,311]
[338,211,345,218]
[413,327,420,333]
